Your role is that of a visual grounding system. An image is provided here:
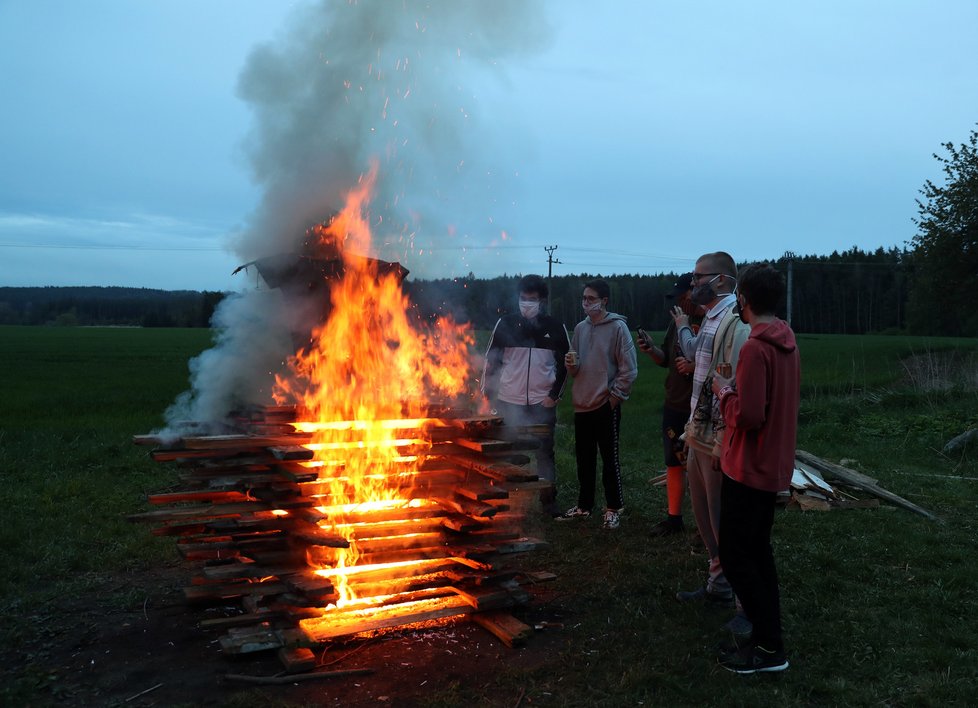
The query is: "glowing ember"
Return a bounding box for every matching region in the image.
[271,163,474,610]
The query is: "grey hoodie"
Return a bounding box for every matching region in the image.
[570,312,638,413]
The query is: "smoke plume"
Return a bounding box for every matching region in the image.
[163,0,551,429]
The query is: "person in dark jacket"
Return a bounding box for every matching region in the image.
[482,274,570,516]
[711,263,800,674]
[637,273,702,536]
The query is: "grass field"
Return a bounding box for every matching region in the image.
[2,324,977,706]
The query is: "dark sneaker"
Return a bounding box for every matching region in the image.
[719,644,789,674]
[649,515,684,537]
[676,586,735,608]
[556,506,591,521]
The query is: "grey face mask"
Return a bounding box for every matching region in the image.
[690,274,720,306]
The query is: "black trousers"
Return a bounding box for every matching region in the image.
[718,474,783,651]
[573,402,624,511]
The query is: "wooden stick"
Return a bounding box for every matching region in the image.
[124,683,163,702]
[224,668,374,684]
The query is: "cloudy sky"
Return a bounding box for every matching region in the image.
[2,0,976,291]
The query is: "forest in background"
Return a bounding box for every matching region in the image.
[0,245,913,335]
[2,123,975,336]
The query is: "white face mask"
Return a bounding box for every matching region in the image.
[519,298,540,319]
[582,298,604,315]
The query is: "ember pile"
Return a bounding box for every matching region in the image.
[131,170,552,670]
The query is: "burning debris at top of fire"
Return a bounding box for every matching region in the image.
[161,0,551,435]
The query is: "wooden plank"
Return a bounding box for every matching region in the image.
[445,454,539,483]
[179,433,312,450]
[520,571,558,584]
[219,626,283,654]
[795,450,940,522]
[491,537,549,554]
[268,445,315,461]
[277,647,317,673]
[455,481,508,501]
[455,438,513,453]
[152,449,241,462]
[432,495,498,519]
[296,594,474,642]
[198,609,283,630]
[471,611,532,648]
[441,514,486,533]
[147,490,250,505]
[450,584,518,611]
[184,580,288,603]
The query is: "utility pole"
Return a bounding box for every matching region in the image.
[544,245,561,288]
[783,251,795,326]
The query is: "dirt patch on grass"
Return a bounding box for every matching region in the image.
[2,564,568,707]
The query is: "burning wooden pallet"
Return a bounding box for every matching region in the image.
[132,405,553,666]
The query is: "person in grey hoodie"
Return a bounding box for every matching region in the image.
[558,279,638,529]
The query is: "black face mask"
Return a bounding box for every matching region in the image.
[690,276,719,306]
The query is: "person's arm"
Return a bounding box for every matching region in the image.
[565,326,580,377]
[481,318,504,399]
[548,320,571,401]
[717,342,768,431]
[637,326,667,367]
[671,308,700,358]
[609,322,639,405]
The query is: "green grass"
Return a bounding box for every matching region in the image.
[2,325,978,706]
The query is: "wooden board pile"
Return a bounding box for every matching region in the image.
[131,406,552,669]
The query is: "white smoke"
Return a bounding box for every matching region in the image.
[233,0,552,270]
[161,0,552,431]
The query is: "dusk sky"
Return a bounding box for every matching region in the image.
[2,0,977,291]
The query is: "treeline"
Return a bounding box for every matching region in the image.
[0,287,225,328]
[0,246,942,335]
[410,246,910,335]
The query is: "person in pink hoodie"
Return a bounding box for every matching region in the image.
[711,263,800,674]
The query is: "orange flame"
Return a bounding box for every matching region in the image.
[272,163,474,607]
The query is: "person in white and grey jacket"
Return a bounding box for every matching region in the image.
[482,274,570,516]
[558,279,638,530]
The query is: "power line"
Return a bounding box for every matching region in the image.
[0,242,224,252]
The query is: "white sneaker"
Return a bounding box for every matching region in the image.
[556,506,591,521]
[602,507,622,529]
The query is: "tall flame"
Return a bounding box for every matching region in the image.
[273,163,474,606]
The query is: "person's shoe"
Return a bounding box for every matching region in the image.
[649,515,684,537]
[675,586,735,608]
[724,613,753,641]
[713,633,751,662]
[601,507,622,530]
[556,506,591,521]
[718,644,789,674]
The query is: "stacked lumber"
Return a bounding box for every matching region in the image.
[132,405,552,666]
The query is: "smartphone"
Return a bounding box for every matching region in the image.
[637,328,651,346]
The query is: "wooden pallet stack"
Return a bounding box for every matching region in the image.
[131,405,552,668]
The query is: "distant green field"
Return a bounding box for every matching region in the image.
[2,324,978,706]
